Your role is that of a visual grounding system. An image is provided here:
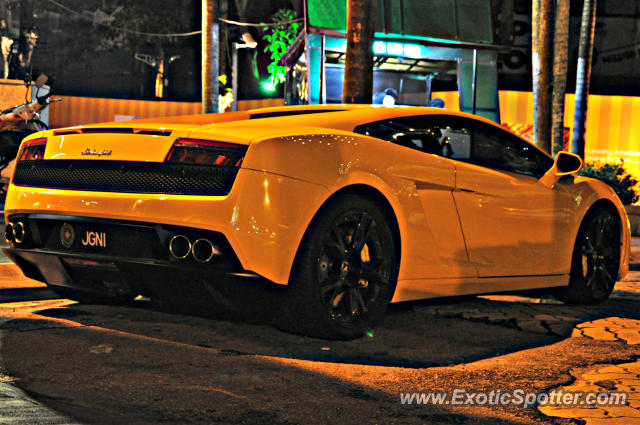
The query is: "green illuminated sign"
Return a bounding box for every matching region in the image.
[307,0,493,44]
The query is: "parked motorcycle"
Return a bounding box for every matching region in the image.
[0,74,57,129]
[0,74,60,203]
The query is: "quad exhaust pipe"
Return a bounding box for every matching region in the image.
[5,221,26,244]
[192,238,217,263]
[169,235,191,259]
[4,223,13,243]
[169,234,218,262]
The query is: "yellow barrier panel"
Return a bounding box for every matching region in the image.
[49,92,639,178]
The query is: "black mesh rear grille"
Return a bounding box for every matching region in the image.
[13,160,240,196]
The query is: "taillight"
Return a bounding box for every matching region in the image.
[17,138,47,161]
[165,138,247,167]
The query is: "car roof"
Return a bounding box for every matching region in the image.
[216,105,551,161]
[72,105,540,156]
[218,104,503,134]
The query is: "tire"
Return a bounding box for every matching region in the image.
[49,284,134,305]
[554,206,620,304]
[279,194,398,339]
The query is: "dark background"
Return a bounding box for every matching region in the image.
[1,0,638,101]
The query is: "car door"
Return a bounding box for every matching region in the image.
[441,117,577,277]
[355,116,475,280]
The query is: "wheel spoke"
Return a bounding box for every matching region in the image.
[320,278,344,297]
[361,263,388,286]
[582,236,596,256]
[595,264,615,292]
[352,287,368,315]
[589,216,608,246]
[328,226,347,254]
[350,212,373,253]
[598,241,616,258]
[349,288,359,318]
[369,280,381,302]
[328,289,346,310]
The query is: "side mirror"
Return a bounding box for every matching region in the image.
[556,151,583,174]
[539,151,583,188]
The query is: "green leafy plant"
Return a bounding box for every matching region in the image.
[218,74,233,112]
[578,160,640,205]
[262,9,300,89]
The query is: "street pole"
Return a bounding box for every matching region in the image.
[202,0,219,113]
[232,43,238,112]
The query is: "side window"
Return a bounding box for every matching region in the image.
[354,115,553,177]
[354,116,448,157]
[438,125,471,160]
[465,121,553,177]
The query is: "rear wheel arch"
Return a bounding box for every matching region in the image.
[304,184,402,277]
[280,185,402,338]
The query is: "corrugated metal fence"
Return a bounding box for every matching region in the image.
[49,97,285,128]
[49,92,640,176]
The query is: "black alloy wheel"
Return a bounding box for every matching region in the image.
[279,194,397,339]
[555,206,620,304]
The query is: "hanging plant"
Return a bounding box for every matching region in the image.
[262,9,300,90]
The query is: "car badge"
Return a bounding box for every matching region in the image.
[60,223,75,248]
[81,148,112,157]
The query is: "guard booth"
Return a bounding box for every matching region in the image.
[281,0,502,123]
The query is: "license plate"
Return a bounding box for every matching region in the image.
[79,230,108,248]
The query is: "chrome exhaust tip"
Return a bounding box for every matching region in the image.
[169,235,191,259]
[12,222,25,244]
[4,223,14,243]
[192,238,218,263]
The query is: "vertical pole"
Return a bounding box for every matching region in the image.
[319,34,325,104]
[218,0,228,84]
[302,0,311,103]
[571,0,598,159]
[202,0,219,113]
[471,49,478,115]
[231,43,238,112]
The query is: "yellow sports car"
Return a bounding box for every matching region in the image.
[2,105,630,339]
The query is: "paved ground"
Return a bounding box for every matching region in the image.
[0,243,638,423]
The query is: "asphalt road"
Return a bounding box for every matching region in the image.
[0,246,639,424]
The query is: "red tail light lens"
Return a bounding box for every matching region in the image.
[165,138,247,167]
[18,138,47,161]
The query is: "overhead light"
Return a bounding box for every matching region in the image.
[261,81,276,93]
[386,42,404,56]
[403,44,422,58]
[373,41,387,55]
[371,41,424,58]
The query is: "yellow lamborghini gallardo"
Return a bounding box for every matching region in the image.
[3,105,630,339]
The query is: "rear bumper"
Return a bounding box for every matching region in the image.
[5,247,282,310]
[3,215,283,308]
[4,169,330,284]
